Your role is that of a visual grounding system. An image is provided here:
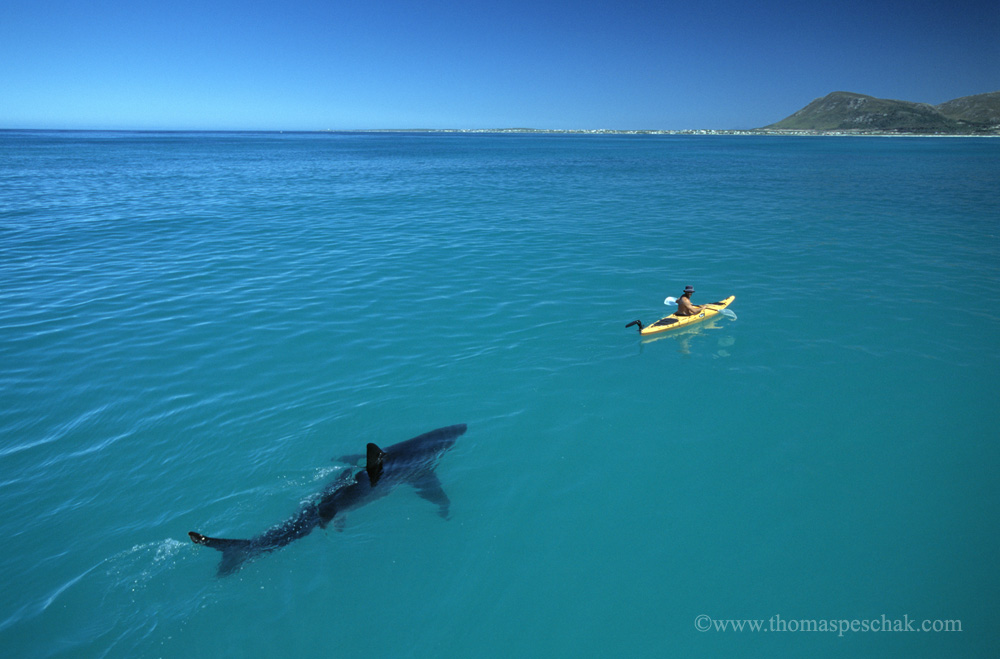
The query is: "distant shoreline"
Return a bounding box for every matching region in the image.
[333,128,999,137]
[3,128,997,138]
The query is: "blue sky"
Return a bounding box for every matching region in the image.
[2,0,998,130]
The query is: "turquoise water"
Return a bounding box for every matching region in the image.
[1,131,998,657]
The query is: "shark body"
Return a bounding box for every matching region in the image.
[189,423,467,575]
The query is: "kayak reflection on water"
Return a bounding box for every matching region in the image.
[639,316,735,356]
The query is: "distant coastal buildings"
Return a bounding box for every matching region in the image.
[338,91,999,137]
[335,127,996,136]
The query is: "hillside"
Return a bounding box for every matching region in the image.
[936,91,1000,125]
[763,91,1000,134]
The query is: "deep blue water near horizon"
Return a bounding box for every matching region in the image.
[1,131,998,658]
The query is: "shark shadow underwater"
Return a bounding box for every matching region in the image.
[189,423,467,576]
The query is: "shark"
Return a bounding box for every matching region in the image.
[188,423,467,576]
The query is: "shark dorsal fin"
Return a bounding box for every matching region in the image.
[366,443,386,486]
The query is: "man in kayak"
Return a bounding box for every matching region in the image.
[675,286,705,316]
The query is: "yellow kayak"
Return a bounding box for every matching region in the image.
[626,295,735,336]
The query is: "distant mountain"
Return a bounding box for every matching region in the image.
[763,91,1000,134]
[936,92,1000,125]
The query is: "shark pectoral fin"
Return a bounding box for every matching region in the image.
[334,453,363,466]
[366,443,386,486]
[333,517,346,532]
[412,472,451,519]
[317,499,336,529]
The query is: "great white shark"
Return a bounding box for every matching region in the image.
[189,423,467,575]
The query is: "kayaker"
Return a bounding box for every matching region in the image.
[675,286,705,316]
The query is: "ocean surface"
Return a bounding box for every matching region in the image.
[1,131,998,658]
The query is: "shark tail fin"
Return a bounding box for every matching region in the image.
[189,531,254,576]
[625,320,644,332]
[366,443,386,486]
